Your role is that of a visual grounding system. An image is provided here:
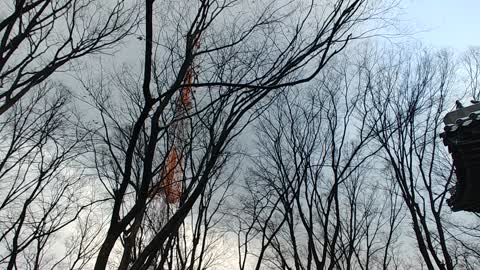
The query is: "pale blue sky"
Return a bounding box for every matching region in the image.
[401,0,480,49]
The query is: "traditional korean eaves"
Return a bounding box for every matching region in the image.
[441,104,480,213]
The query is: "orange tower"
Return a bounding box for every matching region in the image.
[156,35,200,203]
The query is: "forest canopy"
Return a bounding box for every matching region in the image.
[1,1,480,270]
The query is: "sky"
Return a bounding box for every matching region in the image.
[400,0,480,49]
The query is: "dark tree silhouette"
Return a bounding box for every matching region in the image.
[369,48,480,270]
[80,0,379,269]
[0,0,137,115]
[0,85,100,270]
[232,55,404,270]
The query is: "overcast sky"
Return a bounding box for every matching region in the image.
[401,0,480,49]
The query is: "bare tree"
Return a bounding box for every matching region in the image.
[0,2,138,264]
[0,0,137,115]
[149,161,236,270]
[233,53,404,270]
[77,0,382,269]
[0,0,397,269]
[368,48,480,270]
[0,85,100,269]
[461,47,480,100]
